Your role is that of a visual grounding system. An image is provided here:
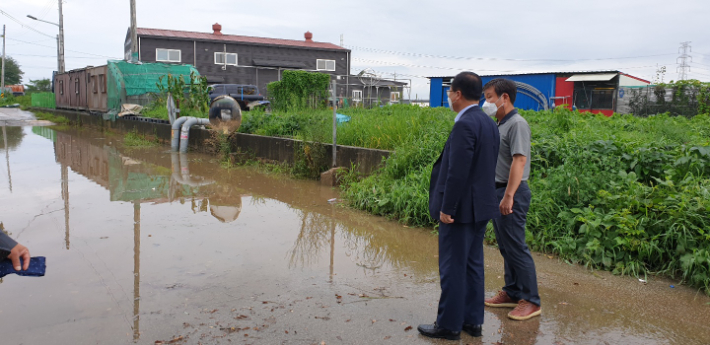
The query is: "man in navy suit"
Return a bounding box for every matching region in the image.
[418,72,500,340]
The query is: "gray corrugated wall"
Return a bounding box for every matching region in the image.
[139,36,349,96]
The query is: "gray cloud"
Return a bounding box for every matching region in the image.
[3,0,708,96]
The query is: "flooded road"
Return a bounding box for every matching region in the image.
[1,109,710,345]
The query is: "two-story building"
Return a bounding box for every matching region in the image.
[124,24,407,105]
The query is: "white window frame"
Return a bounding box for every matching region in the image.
[156,48,181,63]
[214,52,238,66]
[316,59,336,71]
[352,90,363,101]
[390,91,401,103]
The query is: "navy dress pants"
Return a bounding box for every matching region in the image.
[492,182,541,306]
[436,219,488,331]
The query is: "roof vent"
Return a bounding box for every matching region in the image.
[212,23,222,36]
[304,31,313,42]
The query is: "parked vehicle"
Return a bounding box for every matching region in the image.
[208,84,270,111]
[9,85,25,96]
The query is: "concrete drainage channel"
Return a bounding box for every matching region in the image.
[31,108,392,178]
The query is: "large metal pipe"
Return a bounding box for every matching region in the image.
[171,116,191,151]
[179,117,210,153]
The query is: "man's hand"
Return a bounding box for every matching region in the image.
[499,195,514,216]
[8,243,30,271]
[440,212,454,224]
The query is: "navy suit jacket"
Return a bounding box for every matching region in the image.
[429,105,501,224]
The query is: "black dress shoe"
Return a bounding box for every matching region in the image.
[462,324,482,337]
[417,322,461,340]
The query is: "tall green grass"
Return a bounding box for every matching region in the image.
[233,104,710,293]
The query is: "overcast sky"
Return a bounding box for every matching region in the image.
[2,0,709,97]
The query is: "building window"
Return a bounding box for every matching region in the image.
[215,52,238,65]
[591,89,614,109]
[352,90,363,101]
[316,59,336,71]
[59,80,64,95]
[99,74,106,94]
[92,75,98,94]
[156,48,181,63]
[390,92,400,103]
[75,78,80,94]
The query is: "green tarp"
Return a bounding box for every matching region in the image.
[107,60,199,111]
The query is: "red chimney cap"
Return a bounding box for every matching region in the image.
[213,23,222,35]
[304,31,313,42]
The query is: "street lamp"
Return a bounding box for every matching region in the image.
[27,1,65,73]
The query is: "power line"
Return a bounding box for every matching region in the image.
[689,70,710,78]
[12,53,110,59]
[346,45,676,63]
[6,37,55,46]
[37,0,56,20]
[0,8,54,38]
[353,57,672,75]
[6,37,120,59]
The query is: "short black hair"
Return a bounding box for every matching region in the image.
[483,78,517,105]
[450,72,482,101]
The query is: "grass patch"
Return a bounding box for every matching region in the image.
[0,94,31,109]
[33,111,71,125]
[124,130,159,147]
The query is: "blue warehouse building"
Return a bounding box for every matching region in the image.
[428,71,651,115]
[429,73,558,111]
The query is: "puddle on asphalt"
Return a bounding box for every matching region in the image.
[1,125,709,345]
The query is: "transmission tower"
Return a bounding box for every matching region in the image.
[676,41,692,80]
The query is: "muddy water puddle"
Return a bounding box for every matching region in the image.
[1,123,709,345]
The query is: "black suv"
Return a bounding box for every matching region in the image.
[208,84,269,111]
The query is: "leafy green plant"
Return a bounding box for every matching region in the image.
[153,72,210,118]
[266,70,331,111]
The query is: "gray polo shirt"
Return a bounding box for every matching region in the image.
[496,110,531,183]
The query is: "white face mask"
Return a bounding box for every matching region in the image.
[447,95,455,111]
[482,98,503,116]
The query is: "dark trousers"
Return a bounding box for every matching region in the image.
[436,219,487,331]
[492,182,541,306]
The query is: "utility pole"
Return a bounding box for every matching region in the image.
[331,80,338,168]
[56,35,60,72]
[58,0,65,73]
[2,25,6,90]
[677,41,692,81]
[130,0,138,62]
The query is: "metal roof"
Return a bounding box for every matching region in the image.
[566,73,618,82]
[136,28,348,51]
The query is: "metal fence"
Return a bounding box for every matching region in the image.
[31,92,56,109]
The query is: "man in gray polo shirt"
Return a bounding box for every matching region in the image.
[481,79,541,321]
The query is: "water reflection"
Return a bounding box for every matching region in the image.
[26,127,444,342]
[45,128,248,342]
[49,129,242,222]
[1,124,24,192]
[133,201,140,343]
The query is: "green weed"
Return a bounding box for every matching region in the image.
[124,130,159,147]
